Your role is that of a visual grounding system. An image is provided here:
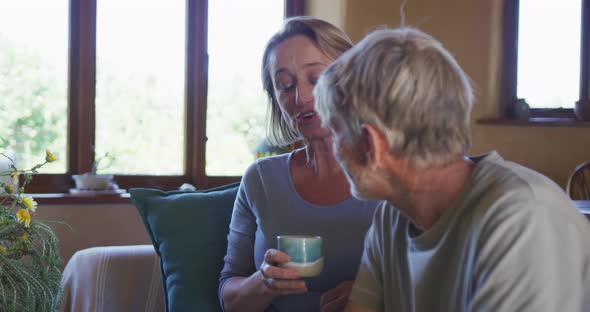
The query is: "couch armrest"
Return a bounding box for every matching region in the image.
[59,245,165,312]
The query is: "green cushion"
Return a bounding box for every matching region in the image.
[130,182,239,312]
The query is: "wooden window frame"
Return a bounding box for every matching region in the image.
[25,0,305,193]
[499,0,590,121]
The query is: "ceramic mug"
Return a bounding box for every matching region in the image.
[277,235,323,277]
[72,173,114,190]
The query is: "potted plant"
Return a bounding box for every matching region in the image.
[71,152,117,191]
[0,149,63,312]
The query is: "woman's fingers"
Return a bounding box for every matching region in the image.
[320,281,354,312]
[262,249,300,279]
[321,293,349,312]
[264,248,290,265]
[261,262,300,279]
[260,248,307,295]
[262,276,307,294]
[259,264,307,295]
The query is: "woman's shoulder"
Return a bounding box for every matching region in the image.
[238,152,295,206]
[248,152,290,173]
[242,152,291,185]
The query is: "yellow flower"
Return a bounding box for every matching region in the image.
[16,209,31,228]
[10,169,18,184]
[0,246,5,255]
[21,196,38,212]
[20,233,29,241]
[3,184,14,194]
[45,149,58,163]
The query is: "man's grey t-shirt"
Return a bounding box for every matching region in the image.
[351,152,590,311]
[219,152,381,311]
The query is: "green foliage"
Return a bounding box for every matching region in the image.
[205,66,268,175]
[0,35,67,173]
[0,221,62,312]
[94,61,185,175]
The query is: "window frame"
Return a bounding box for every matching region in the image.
[25,0,304,193]
[500,0,590,120]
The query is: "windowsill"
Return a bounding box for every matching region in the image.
[24,193,131,205]
[477,117,590,127]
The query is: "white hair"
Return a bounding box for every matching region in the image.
[314,27,474,168]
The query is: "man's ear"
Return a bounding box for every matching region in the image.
[361,123,389,169]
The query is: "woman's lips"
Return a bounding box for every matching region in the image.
[296,111,317,125]
[296,111,316,120]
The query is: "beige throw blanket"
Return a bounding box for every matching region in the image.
[59,245,165,312]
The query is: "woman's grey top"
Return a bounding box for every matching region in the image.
[219,151,381,311]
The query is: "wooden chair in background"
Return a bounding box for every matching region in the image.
[566,161,590,200]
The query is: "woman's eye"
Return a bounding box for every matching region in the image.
[277,80,295,91]
[308,71,322,86]
[274,72,296,92]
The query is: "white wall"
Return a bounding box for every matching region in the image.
[36,203,151,267]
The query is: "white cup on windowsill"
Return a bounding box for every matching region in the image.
[72,173,116,190]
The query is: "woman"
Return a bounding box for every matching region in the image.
[219,16,380,312]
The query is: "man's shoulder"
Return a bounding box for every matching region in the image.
[470,152,567,204]
[462,152,586,233]
[475,152,547,182]
[468,155,590,245]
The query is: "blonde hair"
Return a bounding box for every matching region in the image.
[315,27,474,168]
[261,16,353,146]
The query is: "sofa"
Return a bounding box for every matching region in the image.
[59,245,165,311]
[57,180,590,312]
[59,182,241,312]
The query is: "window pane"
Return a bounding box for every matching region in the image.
[96,1,186,175]
[206,0,285,176]
[517,0,581,109]
[0,1,68,173]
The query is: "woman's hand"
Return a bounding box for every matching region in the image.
[221,249,306,312]
[320,281,354,312]
[259,248,308,295]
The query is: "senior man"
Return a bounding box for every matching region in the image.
[314,27,590,312]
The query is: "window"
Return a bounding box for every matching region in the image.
[501,0,589,119]
[206,0,286,176]
[0,0,304,193]
[95,1,186,175]
[0,1,69,174]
